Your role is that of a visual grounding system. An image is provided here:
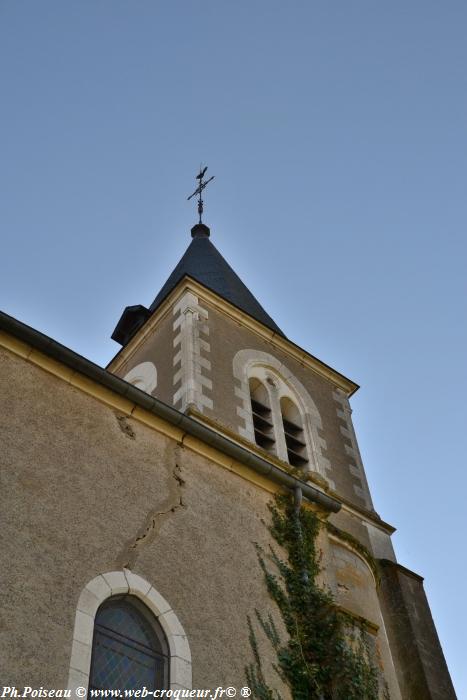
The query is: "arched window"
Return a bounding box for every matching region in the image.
[89,596,169,693]
[123,362,157,395]
[280,397,309,468]
[233,349,330,480]
[249,377,276,454]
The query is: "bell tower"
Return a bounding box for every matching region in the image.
[106,176,456,698]
[108,206,377,514]
[0,166,455,698]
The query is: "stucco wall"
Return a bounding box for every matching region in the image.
[203,303,371,509]
[112,305,174,403]
[0,346,282,691]
[1,344,399,696]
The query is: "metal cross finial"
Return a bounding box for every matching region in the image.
[187,165,215,224]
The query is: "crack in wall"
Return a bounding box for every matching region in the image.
[116,414,136,440]
[117,463,186,570]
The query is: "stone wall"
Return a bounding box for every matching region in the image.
[378,560,456,699]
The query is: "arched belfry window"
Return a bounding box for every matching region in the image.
[89,596,169,693]
[249,378,276,454]
[234,350,329,479]
[280,397,309,468]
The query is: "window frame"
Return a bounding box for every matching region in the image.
[68,571,192,694]
[233,349,330,480]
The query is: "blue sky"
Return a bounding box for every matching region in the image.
[1,2,466,695]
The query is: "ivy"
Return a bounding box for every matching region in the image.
[246,494,385,699]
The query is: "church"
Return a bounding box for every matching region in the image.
[1,175,455,698]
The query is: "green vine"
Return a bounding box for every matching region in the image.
[246,494,386,699]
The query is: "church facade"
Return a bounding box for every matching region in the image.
[1,221,455,698]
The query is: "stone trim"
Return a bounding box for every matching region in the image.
[364,522,396,562]
[67,570,192,693]
[172,292,212,413]
[107,279,358,398]
[233,349,332,481]
[333,389,373,509]
[123,361,157,395]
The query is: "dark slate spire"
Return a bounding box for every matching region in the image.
[149,224,285,336]
[112,223,284,346]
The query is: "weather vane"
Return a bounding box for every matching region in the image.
[187,165,215,224]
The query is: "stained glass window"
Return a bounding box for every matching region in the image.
[88,596,169,694]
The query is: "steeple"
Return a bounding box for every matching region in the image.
[149,223,284,334]
[112,223,284,346]
[112,168,284,347]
